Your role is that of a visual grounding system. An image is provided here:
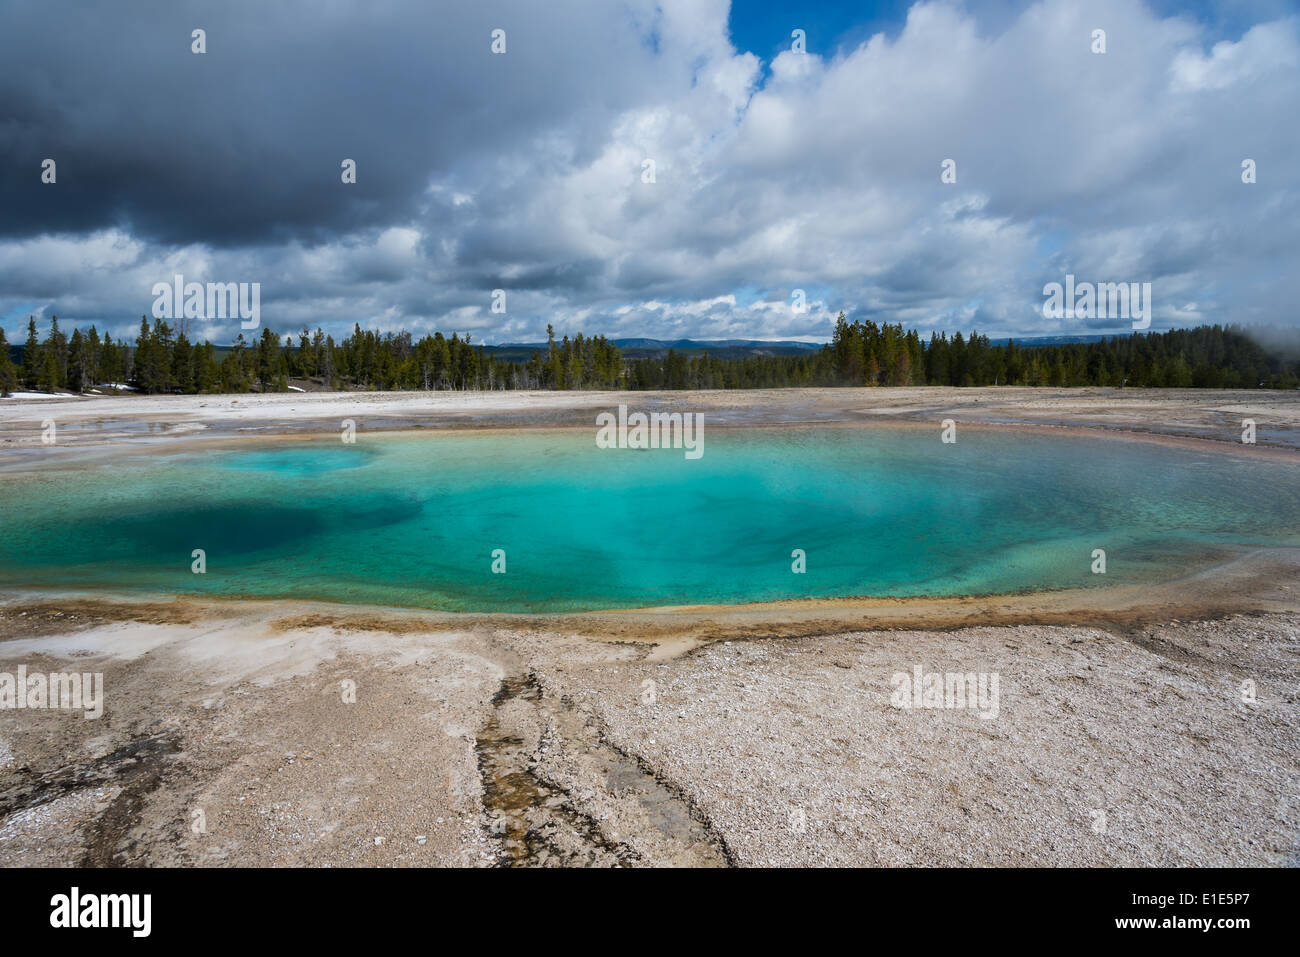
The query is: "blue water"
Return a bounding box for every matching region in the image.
[0,427,1297,612]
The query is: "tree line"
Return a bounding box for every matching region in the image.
[2,313,1297,397]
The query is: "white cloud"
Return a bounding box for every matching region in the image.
[1172,19,1300,91]
[3,0,1299,343]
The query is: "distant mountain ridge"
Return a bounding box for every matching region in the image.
[483,334,1120,359]
[484,337,826,360]
[987,334,1119,347]
[495,336,824,349]
[611,337,824,350]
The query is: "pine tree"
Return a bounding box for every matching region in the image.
[100,336,124,387]
[21,317,40,390]
[134,316,159,393]
[0,327,16,397]
[46,316,68,389]
[68,328,88,393]
[172,331,193,393]
[38,345,59,393]
[86,326,102,386]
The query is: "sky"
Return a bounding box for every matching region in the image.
[1,0,1297,345]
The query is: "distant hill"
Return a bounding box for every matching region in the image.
[987,334,1119,347]
[485,335,1122,358]
[485,338,826,360]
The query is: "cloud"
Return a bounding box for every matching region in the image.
[1171,19,1300,91]
[1,0,1297,343]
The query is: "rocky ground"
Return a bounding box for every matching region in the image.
[1,598,1296,867]
[2,389,1297,866]
[3,386,1300,455]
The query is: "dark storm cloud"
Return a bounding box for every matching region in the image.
[0,0,663,246]
[0,0,1297,343]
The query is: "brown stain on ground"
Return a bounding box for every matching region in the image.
[4,545,1296,651]
[0,600,200,640]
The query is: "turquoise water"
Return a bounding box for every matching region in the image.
[1,427,1297,612]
